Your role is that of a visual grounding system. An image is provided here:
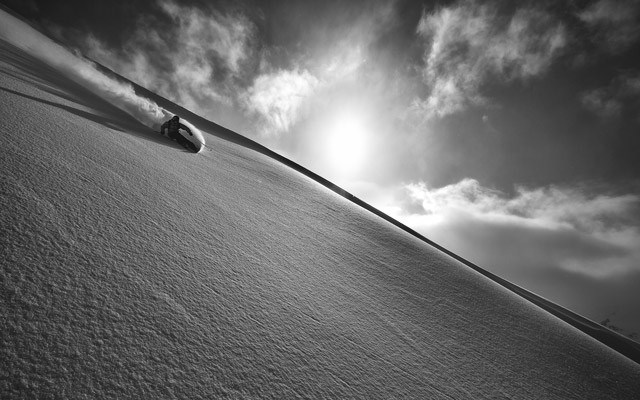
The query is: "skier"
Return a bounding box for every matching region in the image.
[160,115,193,145]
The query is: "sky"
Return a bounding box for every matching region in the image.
[3,0,640,335]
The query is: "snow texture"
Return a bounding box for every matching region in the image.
[1,23,640,400]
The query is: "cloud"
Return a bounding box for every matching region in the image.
[580,89,622,118]
[241,69,320,136]
[412,1,567,119]
[316,1,397,79]
[80,0,255,118]
[157,0,253,75]
[578,0,640,53]
[0,8,168,129]
[581,71,640,119]
[386,178,640,279]
[240,2,400,138]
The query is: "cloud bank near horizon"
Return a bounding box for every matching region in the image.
[396,179,640,278]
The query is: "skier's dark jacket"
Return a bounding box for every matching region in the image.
[161,116,192,139]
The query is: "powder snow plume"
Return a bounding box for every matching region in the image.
[0,8,170,129]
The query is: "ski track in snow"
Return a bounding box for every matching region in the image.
[1,36,640,399]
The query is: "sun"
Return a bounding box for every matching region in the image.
[324,112,369,178]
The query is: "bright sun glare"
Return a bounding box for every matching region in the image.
[325,113,368,178]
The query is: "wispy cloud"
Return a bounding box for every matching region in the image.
[81,0,255,118]
[581,89,622,119]
[240,2,400,138]
[157,0,253,75]
[241,69,320,136]
[412,1,567,119]
[581,71,640,119]
[578,0,640,54]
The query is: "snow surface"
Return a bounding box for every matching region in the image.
[1,32,640,399]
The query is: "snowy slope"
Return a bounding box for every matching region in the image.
[1,36,640,400]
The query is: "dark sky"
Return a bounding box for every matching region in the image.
[3,0,640,335]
